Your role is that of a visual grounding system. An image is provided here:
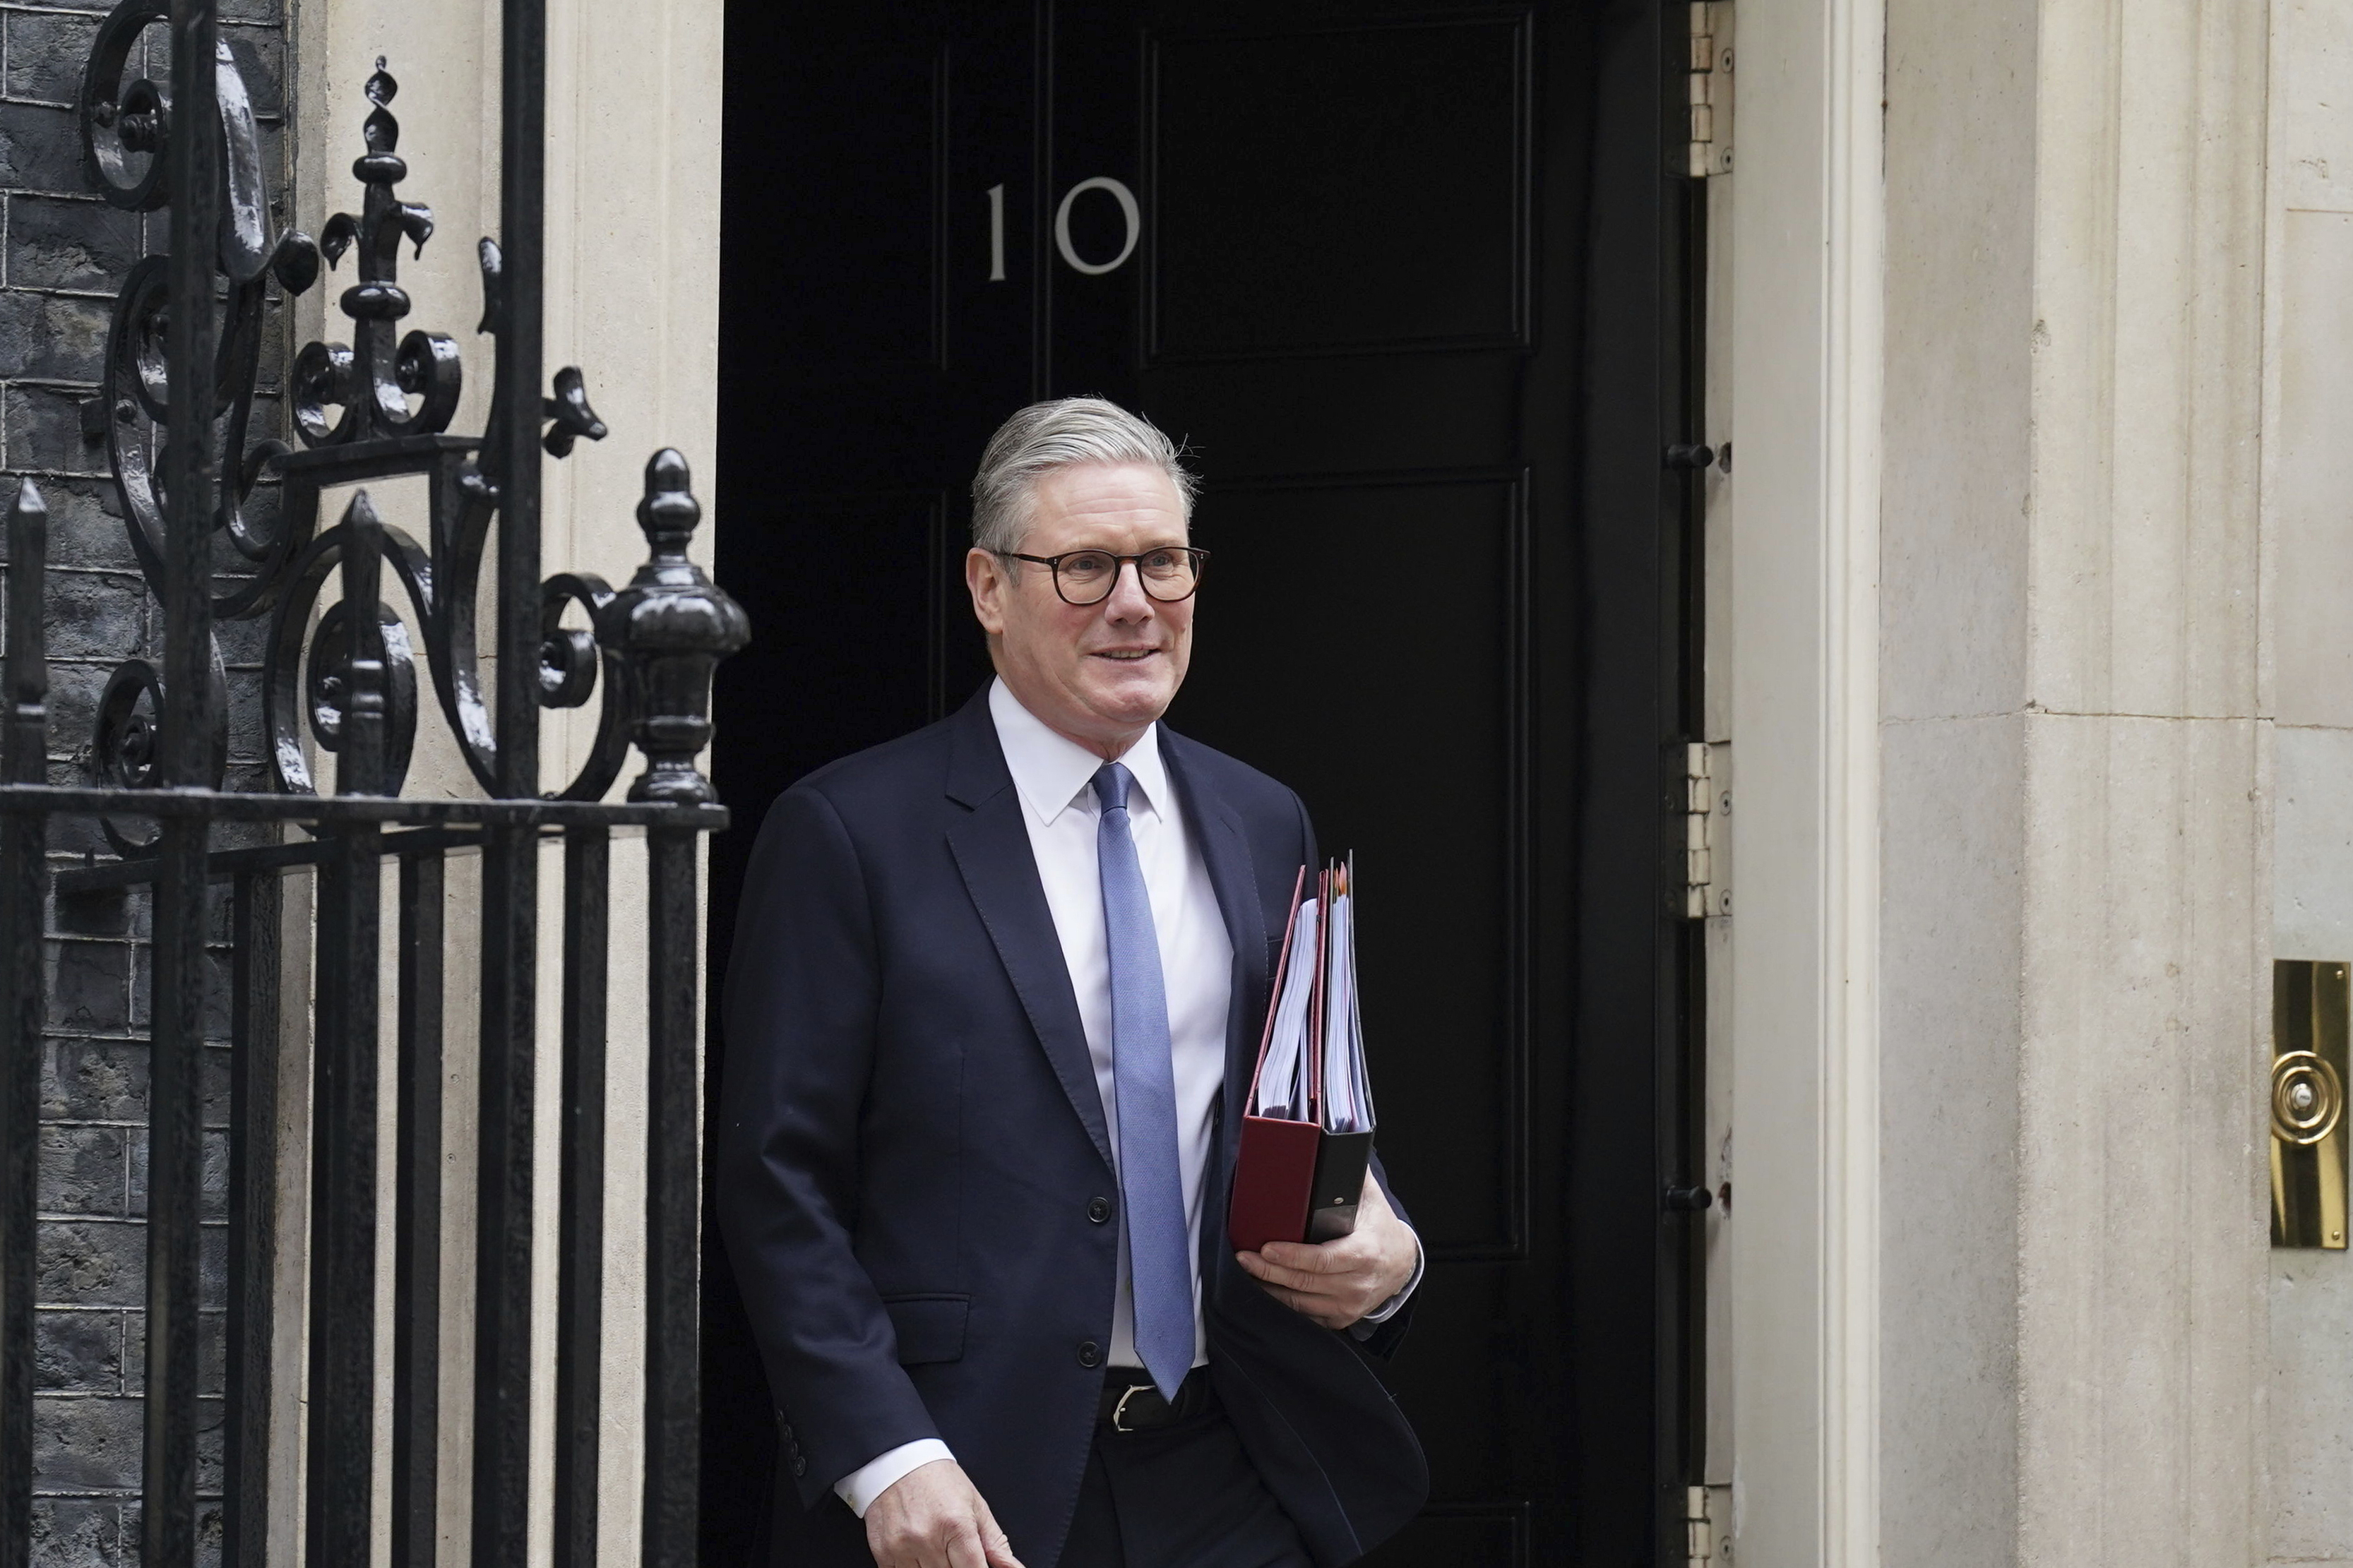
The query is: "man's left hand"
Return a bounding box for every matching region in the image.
[1237,1172,1419,1330]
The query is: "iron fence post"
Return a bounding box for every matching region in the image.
[306,494,391,1568]
[476,4,549,1564]
[643,825,701,1568]
[225,866,280,1568]
[0,480,48,1568]
[555,827,610,1568]
[145,4,226,1565]
[393,846,445,1568]
[599,451,743,1568]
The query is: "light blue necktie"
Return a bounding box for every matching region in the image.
[1093,762,1193,1401]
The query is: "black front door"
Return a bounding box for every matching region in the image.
[707,4,1698,1562]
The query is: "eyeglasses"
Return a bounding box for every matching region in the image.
[998,545,1210,606]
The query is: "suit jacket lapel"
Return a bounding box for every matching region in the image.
[1160,731,1274,1175]
[944,693,1116,1173]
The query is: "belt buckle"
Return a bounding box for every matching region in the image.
[1111,1382,1150,1433]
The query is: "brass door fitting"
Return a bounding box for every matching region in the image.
[2273,959,2349,1249]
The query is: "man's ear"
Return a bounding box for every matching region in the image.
[966,546,1008,638]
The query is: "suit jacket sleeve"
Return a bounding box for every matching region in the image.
[1353,1154,1418,1359]
[716,785,941,1505]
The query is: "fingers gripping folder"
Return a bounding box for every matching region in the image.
[1227,861,1378,1253]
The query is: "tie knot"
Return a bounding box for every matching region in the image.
[1092,762,1134,815]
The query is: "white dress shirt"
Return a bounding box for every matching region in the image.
[835,680,1413,1516]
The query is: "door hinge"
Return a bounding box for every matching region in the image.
[1686,2,1735,178]
[1686,1486,1714,1566]
[1687,1485,1734,1566]
[1678,742,1732,919]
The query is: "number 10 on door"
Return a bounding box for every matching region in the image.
[986,179,1142,280]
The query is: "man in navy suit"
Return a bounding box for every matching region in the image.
[718,399,1426,1568]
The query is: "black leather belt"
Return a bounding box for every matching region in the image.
[1097,1367,1215,1432]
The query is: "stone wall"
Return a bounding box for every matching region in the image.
[0,5,288,1565]
[1877,0,2272,1562]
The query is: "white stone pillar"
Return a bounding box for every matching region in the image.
[1876,0,2271,1564]
[282,5,722,1568]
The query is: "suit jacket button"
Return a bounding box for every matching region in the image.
[1076,1339,1102,1368]
[1087,1196,1112,1224]
[790,1454,807,1478]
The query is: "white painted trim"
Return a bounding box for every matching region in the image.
[1820,0,1884,1559]
[1723,0,1883,1558]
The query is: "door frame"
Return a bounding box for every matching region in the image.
[688,0,1842,1558]
[1712,0,1885,1560]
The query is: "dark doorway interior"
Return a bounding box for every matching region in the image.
[707,3,1698,1562]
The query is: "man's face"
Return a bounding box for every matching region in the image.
[967,461,1195,757]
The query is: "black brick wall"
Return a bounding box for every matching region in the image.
[1,6,290,1566]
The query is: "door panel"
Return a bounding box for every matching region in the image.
[709,4,1694,1563]
[770,38,945,370]
[1148,19,1527,359]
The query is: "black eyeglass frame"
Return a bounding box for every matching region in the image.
[996,545,1212,606]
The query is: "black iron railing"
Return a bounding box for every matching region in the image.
[0,5,744,1568]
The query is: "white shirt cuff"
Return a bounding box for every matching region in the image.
[834,1439,955,1519]
[1357,1228,1424,1327]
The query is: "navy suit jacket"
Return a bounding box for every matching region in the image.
[717,690,1427,1568]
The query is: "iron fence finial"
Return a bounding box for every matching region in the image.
[597,452,748,806]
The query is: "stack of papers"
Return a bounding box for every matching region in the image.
[1251,861,1374,1132]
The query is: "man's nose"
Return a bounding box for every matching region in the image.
[1102,561,1156,618]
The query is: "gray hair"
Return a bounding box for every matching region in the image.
[970,397,1197,555]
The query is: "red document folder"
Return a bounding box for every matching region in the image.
[1228,1116,1326,1255]
[1227,865,1378,1254]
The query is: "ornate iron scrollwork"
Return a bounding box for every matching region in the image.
[294,61,460,449]
[90,649,225,856]
[79,0,321,788]
[76,10,734,808]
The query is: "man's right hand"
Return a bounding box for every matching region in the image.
[864,1459,1023,1568]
